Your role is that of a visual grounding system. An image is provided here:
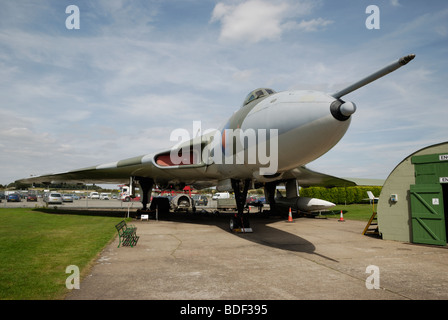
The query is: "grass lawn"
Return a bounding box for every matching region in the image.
[0,208,124,300]
[324,203,377,221]
[0,204,375,299]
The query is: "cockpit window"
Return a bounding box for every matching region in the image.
[246,93,255,104]
[242,88,276,106]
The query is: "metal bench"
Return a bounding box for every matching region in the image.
[115,220,139,248]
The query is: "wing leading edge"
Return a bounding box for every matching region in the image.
[16,150,355,189]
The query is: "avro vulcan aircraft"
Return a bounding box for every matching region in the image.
[17,54,415,232]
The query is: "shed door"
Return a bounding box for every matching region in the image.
[410,184,446,245]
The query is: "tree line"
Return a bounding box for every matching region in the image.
[299,186,381,205]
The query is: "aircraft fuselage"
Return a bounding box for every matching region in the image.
[211,90,353,181]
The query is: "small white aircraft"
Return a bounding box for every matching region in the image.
[366,191,379,204]
[17,54,415,232]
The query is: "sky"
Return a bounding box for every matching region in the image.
[1,0,447,187]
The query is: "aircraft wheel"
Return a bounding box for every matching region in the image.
[230,217,239,231]
[230,216,250,231]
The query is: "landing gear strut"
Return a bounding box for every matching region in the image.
[230,179,252,233]
[264,181,277,212]
[136,177,154,211]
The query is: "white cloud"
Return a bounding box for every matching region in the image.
[285,17,333,32]
[210,0,332,45]
[210,0,327,43]
[211,0,289,43]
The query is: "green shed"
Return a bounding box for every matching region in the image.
[377,142,448,245]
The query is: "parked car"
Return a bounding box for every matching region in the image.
[44,193,63,204]
[27,194,38,202]
[100,193,110,200]
[62,194,73,202]
[246,196,258,204]
[257,197,266,204]
[89,192,100,199]
[212,192,230,200]
[7,194,21,202]
[192,195,208,206]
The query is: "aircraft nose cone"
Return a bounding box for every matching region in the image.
[330,100,356,121]
[340,101,357,116]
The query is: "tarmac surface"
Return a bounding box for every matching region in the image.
[64,209,448,301]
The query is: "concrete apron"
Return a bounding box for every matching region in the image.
[65,215,448,300]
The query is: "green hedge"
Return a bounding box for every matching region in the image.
[299,186,382,204]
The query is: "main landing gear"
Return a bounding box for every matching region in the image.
[135,176,253,232]
[136,177,154,211]
[230,179,253,233]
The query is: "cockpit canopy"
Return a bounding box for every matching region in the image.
[242,88,276,107]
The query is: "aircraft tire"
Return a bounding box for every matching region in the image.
[230,217,239,231]
[230,216,251,231]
